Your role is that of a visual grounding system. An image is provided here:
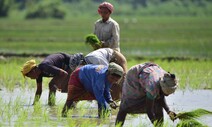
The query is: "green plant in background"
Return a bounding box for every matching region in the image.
[0,0,11,17]
[4,0,212,19]
[25,0,65,19]
[129,59,212,90]
[1,58,211,91]
[0,16,211,59]
[85,33,102,50]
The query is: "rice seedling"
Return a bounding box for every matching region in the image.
[0,57,212,126]
[176,109,212,120]
[85,33,102,50]
[176,119,207,127]
[173,109,212,127]
[14,110,28,127]
[32,103,43,116]
[4,99,14,124]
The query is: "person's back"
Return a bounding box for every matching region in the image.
[38,53,70,77]
[85,48,127,72]
[84,48,127,101]
[85,48,113,65]
[62,63,124,117]
[116,62,178,126]
[122,63,166,101]
[79,64,109,95]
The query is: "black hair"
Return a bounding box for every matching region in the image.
[111,73,122,78]
[168,72,175,79]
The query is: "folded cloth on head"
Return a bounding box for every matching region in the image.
[160,73,178,95]
[21,59,37,77]
[69,53,84,71]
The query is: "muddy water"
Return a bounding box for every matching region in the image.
[0,89,212,127]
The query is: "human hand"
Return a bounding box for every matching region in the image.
[109,101,119,109]
[168,111,177,121]
[60,69,68,76]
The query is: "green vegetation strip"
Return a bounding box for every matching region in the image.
[0,58,211,91]
[0,17,211,59]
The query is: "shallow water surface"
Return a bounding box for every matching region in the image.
[167,90,212,127]
[0,89,212,127]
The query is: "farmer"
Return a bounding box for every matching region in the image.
[94,2,120,52]
[84,48,127,100]
[61,62,124,118]
[115,62,178,126]
[21,53,84,106]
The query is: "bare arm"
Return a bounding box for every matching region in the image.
[159,95,170,113]
[113,51,127,74]
[53,69,68,89]
[40,63,68,90]
[146,98,156,123]
[158,95,177,121]
[33,82,42,105]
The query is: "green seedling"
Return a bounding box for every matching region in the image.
[176,119,207,127]
[176,108,212,120]
[85,34,102,50]
[175,108,212,127]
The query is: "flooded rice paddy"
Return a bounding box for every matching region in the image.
[0,88,212,127]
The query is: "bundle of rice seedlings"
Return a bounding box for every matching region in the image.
[85,34,102,50]
[177,108,212,120]
[175,108,212,127]
[176,119,206,127]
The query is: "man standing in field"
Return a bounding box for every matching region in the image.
[84,48,127,100]
[62,62,124,118]
[115,62,178,126]
[21,53,84,106]
[94,2,120,52]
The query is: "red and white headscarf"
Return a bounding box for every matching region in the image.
[98,2,114,14]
